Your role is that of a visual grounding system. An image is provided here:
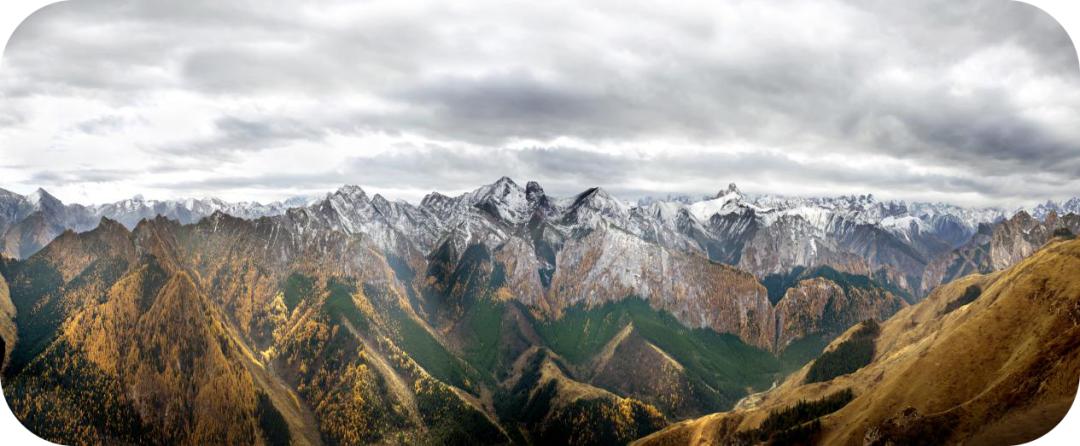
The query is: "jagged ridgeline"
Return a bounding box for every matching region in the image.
[5,180,1080,305]
[2,179,1079,446]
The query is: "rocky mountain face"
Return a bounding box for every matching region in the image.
[920,211,1080,295]
[636,235,1080,446]
[0,189,101,259]
[771,269,907,352]
[90,194,307,229]
[0,189,32,237]
[283,179,931,352]
[2,181,1068,306]
[0,187,303,260]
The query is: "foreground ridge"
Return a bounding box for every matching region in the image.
[635,235,1080,446]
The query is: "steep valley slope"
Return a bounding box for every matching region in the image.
[635,236,1080,446]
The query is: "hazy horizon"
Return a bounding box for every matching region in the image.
[0,176,1067,212]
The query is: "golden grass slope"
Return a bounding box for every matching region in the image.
[0,271,14,369]
[58,266,293,445]
[635,237,1080,446]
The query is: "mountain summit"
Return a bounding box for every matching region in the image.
[717,182,741,198]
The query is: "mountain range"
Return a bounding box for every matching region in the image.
[0,188,319,259]
[4,179,1078,303]
[1,178,1078,445]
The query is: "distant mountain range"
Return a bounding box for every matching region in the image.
[1,178,1078,445]
[2,179,1076,299]
[0,188,315,259]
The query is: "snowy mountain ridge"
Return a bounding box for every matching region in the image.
[0,180,1028,240]
[0,179,1071,301]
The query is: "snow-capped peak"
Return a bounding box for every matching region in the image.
[24,188,67,213]
[472,177,524,200]
[558,187,635,232]
[570,187,626,211]
[688,185,753,221]
[717,183,741,198]
[463,177,530,224]
[1031,197,1080,221]
[420,191,453,210]
[333,185,368,201]
[26,188,53,205]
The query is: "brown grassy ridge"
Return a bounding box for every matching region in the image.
[635,237,1080,446]
[0,269,14,370]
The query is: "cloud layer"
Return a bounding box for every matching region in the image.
[1,0,1078,206]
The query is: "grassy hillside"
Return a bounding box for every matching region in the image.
[637,238,1080,446]
[531,298,787,407]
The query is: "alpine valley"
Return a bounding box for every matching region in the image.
[1,178,1079,446]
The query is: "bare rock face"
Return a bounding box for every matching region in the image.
[988,211,1051,270]
[493,237,547,308]
[0,213,57,259]
[737,216,874,280]
[920,224,994,296]
[773,277,906,351]
[738,216,833,277]
[0,189,101,260]
[702,209,759,264]
[773,278,840,349]
[546,228,775,350]
[921,212,1080,294]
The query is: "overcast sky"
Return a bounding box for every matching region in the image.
[0,0,1078,207]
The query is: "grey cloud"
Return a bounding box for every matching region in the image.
[389,72,615,143]
[29,168,135,184]
[161,115,328,156]
[74,115,130,135]
[839,78,1080,176]
[0,108,24,128]
[3,0,1080,206]
[154,145,1046,205]
[513,147,635,183]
